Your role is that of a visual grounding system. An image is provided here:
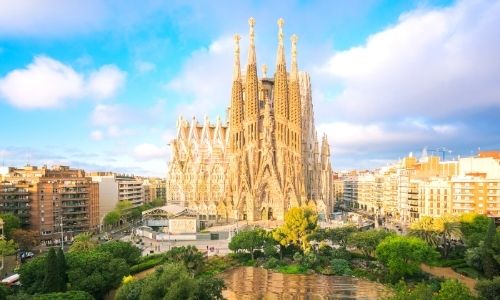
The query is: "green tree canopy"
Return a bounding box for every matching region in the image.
[459,213,490,248]
[475,276,500,300]
[0,213,21,239]
[66,250,129,299]
[409,216,440,247]
[324,225,358,248]
[165,245,205,274]
[434,279,474,300]
[69,233,97,253]
[12,229,39,250]
[103,211,121,227]
[0,238,17,256]
[56,248,68,292]
[19,255,47,294]
[347,229,393,257]
[33,290,94,300]
[229,228,266,260]
[96,240,141,265]
[42,248,60,293]
[375,235,439,281]
[272,207,318,252]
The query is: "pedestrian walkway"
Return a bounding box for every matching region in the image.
[421,264,477,294]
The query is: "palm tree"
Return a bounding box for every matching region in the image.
[69,232,97,253]
[435,216,462,259]
[409,216,439,247]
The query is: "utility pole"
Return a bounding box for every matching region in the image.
[60,215,64,251]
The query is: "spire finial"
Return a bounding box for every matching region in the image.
[233,33,241,80]
[247,17,256,65]
[275,18,286,67]
[291,34,298,78]
[249,17,256,45]
[277,18,284,45]
[262,64,268,78]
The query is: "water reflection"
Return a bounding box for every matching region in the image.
[221,267,389,300]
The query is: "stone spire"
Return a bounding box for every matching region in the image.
[276,18,286,68]
[245,17,260,142]
[233,34,241,81]
[230,33,244,151]
[273,17,289,145]
[247,17,256,65]
[290,34,298,80]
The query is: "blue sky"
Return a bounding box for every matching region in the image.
[0,0,499,176]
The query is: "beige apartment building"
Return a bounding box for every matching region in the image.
[0,181,32,227]
[341,151,500,223]
[2,166,99,244]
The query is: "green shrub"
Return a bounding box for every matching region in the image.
[475,277,500,300]
[276,264,307,274]
[33,290,94,300]
[330,247,352,260]
[263,257,281,269]
[330,259,352,276]
[455,267,482,279]
[292,252,303,263]
[129,257,163,274]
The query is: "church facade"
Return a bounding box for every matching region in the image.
[166,18,334,222]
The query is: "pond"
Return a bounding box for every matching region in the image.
[221,267,390,300]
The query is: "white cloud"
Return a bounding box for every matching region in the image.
[0,56,126,109]
[0,0,105,36]
[0,56,85,109]
[135,61,156,74]
[317,0,500,121]
[87,65,126,99]
[90,104,131,126]
[166,36,234,118]
[90,130,103,141]
[133,143,168,161]
[317,120,460,155]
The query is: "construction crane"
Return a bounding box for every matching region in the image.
[427,147,452,161]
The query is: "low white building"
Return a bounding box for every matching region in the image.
[142,205,199,235]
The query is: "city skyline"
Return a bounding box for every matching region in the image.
[1,0,499,176]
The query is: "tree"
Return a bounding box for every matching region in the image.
[19,255,47,294]
[69,233,97,253]
[165,245,205,274]
[96,240,141,265]
[140,263,197,300]
[116,279,144,300]
[324,225,357,248]
[482,219,499,278]
[229,228,266,260]
[475,276,500,300]
[12,229,39,250]
[103,211,121,228]
[272,207,318,252]
[66,250,129,299]
[409,216,440,247]
[56,248,68,292]
[0,213,21,239]
[434,215,462,259]
[151,197,165,207]
[347,229,392,257]
[116,200,133,215]
[389,281,435,300]
[194,276,225,300]
[0,238,17,256]
[33,290,94,300]
[42,248,60,293]
[460,213,490,248]
[375,235,439,281]
[434,279,474,300]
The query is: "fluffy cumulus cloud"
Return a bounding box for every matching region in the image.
[87,65,126,99]
[318,0,500,121]
[166,36,234,119]
[0,56,126,109]
[311,0,500,168]
[0,56,85,109]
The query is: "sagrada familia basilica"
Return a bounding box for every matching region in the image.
[166,18,334,222]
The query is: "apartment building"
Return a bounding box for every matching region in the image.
[2,166,99,244]
[0,181,32,227]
